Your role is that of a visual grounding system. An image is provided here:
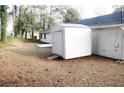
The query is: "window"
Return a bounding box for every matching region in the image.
[40,33,42,39]
[44,33,46,39]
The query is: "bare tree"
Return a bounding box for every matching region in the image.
[113,5,124,12]
[94,7,107,16]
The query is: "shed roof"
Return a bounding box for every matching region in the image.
[77,11,124,28]
[56,23,89,28]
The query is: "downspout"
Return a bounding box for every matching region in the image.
[120,26,124,60]
[122,33,124,60]
[120,11,124,60]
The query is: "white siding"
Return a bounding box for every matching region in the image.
[64,27,91,59]
[41,33,52,43]
[92,27,123,59]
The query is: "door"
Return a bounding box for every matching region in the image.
[52,31,63,56]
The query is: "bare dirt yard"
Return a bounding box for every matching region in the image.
[0,39,124,87]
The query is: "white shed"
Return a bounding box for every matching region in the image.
[51,24,92,59]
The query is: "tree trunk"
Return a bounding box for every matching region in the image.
[32,31,34,40]
[1,28,6,43]
[13,5,17,37]
[43,20,45,30]
[0,5,8,43]
[47,5,52,29]
[25,31,27,39]
[48,20,50,29]
[21,30,24,38]
[14,30,17,37]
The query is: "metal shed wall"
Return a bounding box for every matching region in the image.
[92,27,124,59]
[52,24,92,59]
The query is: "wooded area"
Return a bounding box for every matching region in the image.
[0,5,80,43]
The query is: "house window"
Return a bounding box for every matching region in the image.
[44,33,46,39]
[40,33,42,39]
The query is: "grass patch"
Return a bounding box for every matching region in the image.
[0,36,14,47]
[6,36,14,43]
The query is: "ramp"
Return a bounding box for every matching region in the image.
[47,55,59,60]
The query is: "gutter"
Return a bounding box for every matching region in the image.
[90,23,124,29]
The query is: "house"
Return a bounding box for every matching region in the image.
[78,11,124,60]
[40,29,52,44]
[52,24,91,59]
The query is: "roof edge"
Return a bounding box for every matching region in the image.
[90,23,124,29]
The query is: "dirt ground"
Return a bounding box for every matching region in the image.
[0,39,124,87]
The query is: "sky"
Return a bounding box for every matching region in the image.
[72,5,115,19]
[3,0,124,18]
[8,5,115,20]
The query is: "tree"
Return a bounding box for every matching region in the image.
[113,5,124,12]
[14,5,38,39]
[48,5,68,24]
[94,7,107,16]
[47,16,55,29]
[15,6,78,40]
[14,5,28,38]
[0,5,8,43]
[63,8,80,23]
[13,5,18,37]
[32,5,47,30]
[33,5,57,30]
[29,10,37,39]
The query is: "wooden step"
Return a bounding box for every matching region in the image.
[47,55,59,60]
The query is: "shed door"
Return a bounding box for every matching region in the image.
[52,31,63,56]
